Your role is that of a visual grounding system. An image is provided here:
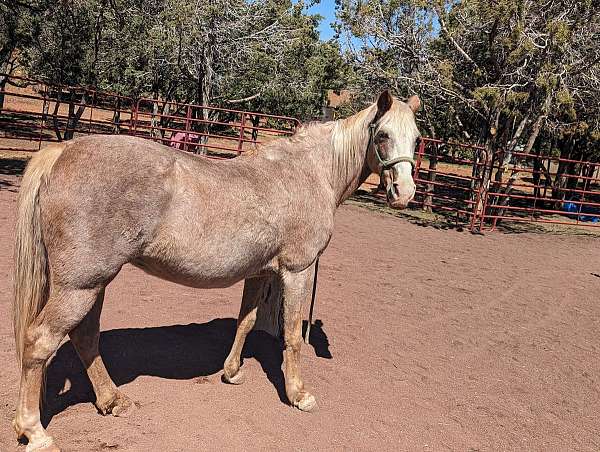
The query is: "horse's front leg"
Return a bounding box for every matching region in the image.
[281,264,317,412]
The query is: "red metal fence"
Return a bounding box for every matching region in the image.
[2,73,599,232]
[366,138,600,232]
[0,73,298,155]
[474,150,600,231]
[411,138,487,225]
[0,73,136,151]
[130,98,299,156]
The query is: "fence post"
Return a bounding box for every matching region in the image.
[412,138,426,209]
[132,100,140,136]
[423,141,438,212]
[238,112,246,155]
[185,104,192,153]
[414,138,425,178]
[38,83,49,150]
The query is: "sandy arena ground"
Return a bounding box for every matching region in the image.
[1,163,600,451]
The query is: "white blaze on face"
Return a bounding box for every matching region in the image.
[377,101,420,209]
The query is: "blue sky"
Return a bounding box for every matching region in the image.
[306,0,337,40]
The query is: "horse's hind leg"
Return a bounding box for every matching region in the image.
[68,288,132,416]
[14,286,101,452]
[222,277,262,384]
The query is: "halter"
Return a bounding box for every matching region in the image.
[368,123,416,180]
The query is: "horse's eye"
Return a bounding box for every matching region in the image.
[377,132,389,141]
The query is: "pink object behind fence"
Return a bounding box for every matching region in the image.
[169,131,200,150]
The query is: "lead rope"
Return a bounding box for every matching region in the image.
[304,258,319,344]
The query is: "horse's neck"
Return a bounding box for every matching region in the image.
[255,117,371,206]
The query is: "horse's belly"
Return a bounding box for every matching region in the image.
[134,236,278,289]
[132,258,250,288]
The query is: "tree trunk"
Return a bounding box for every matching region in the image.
[63,90,87,140]
[472,142,492,230]
[251,115,260,142]
[424,142,438,212]
[533,148,542,199]
[0,73,7,112]
[159,101,171,143]
[112,97,121,134]
[494,113,529,183]
[51,98,63,141]
[0,48,13,112]
[151,94,161,140]
[493,103,549,221]
[195,76,209,155]
[552,138,575,204]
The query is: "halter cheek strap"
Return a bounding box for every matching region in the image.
[368,124,416,177]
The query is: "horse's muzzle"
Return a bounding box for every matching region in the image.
[387,183,416,210]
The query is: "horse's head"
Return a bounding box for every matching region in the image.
[366,91,420,209]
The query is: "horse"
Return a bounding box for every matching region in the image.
[12,90,420,451]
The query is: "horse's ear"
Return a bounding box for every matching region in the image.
[376,90,393,119]
[406,95,421,113]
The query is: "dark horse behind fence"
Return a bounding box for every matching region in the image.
[12,91,420,452]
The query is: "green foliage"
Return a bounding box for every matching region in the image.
[337,0,599,157]
[13,0,348,120]
[6,0,599,157]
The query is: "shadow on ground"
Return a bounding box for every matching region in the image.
[42,317,331,426]
[0,158,26,192]
[349,189,600,237]
[349,190,468,232]
[0,158,27,176]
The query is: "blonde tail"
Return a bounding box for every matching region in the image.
[13,144,64,366]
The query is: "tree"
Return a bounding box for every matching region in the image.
[219,1,349,120]
[336,0,600,205]
[15,0,347,131]
[0,0,49,109]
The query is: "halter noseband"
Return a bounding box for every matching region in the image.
[368,123,416,178]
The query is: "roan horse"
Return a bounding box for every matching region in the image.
[13,91,420,451]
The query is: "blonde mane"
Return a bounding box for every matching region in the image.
[330,106,374,182]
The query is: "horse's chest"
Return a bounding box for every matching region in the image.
[278,214,334,272]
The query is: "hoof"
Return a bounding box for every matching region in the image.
[96,391,133,417]
[222,370,245,385]
[294,391,318,412]
[13,419,61,452]
[26,437,61,452]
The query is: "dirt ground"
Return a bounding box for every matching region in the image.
[1,165,600,452]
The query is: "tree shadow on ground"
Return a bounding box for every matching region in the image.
[0,158,27,175]
[349,190,469,232]
[0,158,26,192]
[42,317,331,427]
[349,189,600,236]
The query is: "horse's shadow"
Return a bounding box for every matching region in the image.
[43,318,331,426]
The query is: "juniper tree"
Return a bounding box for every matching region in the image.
[337,0,600,202]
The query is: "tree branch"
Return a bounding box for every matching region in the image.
[434,5,480,70]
